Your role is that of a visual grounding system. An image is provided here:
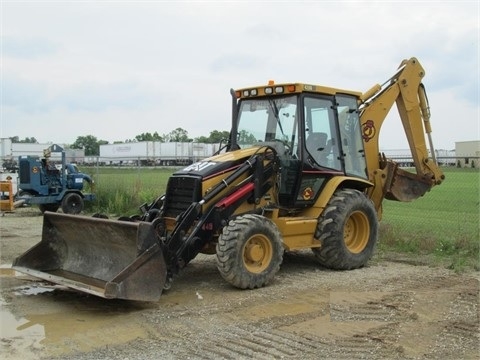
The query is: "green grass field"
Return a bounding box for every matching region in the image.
[82,166,479,271]
[379,167,479,271]
[382,168,478,236]
[83,167,174,215]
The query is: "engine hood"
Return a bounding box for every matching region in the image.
[174,147,264,179]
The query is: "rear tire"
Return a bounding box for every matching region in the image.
[216,214,284,289]
[39,203,60,213]
[61,193,84,214]
[312,189,378,270]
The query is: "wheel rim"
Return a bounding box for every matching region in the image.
[63,194,83,214]
[243,234,273,273]
[343,210,370,254]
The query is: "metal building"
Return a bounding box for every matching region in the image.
[455,141,480,168]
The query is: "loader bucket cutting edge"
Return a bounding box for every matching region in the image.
[12,212,167,302]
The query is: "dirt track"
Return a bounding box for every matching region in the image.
[1,208,479,359]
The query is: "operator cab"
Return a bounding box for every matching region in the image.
[232,83,367,208]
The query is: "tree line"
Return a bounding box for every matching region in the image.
[10,128,230,156]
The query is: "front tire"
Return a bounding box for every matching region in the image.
[61,193,84,214]
[312,189,378,270]
[216,214,284,289]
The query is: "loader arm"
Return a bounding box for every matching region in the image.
[162,150,275,276]
[359,57,445,211]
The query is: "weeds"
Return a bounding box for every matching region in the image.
[379,222,479,272]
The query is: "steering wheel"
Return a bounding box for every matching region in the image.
[273,139,292,155]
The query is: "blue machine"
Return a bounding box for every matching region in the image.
[17,145,95,214]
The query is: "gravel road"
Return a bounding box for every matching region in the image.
[1,208,479,359]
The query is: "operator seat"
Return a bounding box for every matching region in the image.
[306,132,330,165]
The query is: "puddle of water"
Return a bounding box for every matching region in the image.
[240,298,322,320]
[13,284,57,296]
[0,264,22,278]
[229,289,329,321]
[282,313,387,338]
[1,286,151,358]
[0,296,45,360]
[0,268,16,277]
[279,291,395,338]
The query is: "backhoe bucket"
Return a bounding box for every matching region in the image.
[385,166,433,202]
[12,212,167,301]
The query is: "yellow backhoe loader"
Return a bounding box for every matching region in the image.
[13,57,444,301]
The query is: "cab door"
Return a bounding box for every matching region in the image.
[336,95,368,179]
[293,95,341,207]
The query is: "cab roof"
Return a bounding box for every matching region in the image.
[235,82,362,99]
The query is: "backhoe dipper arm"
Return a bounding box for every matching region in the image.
[359,57,444,209]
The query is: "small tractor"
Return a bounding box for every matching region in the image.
[15,144,95,214]
[13,58,444,301]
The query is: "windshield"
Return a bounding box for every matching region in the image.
[236,95,299,153]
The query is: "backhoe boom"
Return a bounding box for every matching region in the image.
[359,57,444,208]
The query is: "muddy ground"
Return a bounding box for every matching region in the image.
[0,207,479,360]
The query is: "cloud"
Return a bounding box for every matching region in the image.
[405,21,478,106]
[210,54,261,73]
[2,75,51,113]
[56,81,158,112]
[0,1,478,149]
[3,74,157,114]
[2,36,60,59]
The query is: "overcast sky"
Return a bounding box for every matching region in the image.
[1,0,478,150]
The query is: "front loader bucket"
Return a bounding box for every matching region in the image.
[12,212,167,301]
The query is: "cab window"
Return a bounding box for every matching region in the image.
[303,96,341,170]
[336,95,367,178]
[236,96,299,156]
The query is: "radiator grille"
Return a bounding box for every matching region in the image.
[19,160,31,184]
[164,175,202,218]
